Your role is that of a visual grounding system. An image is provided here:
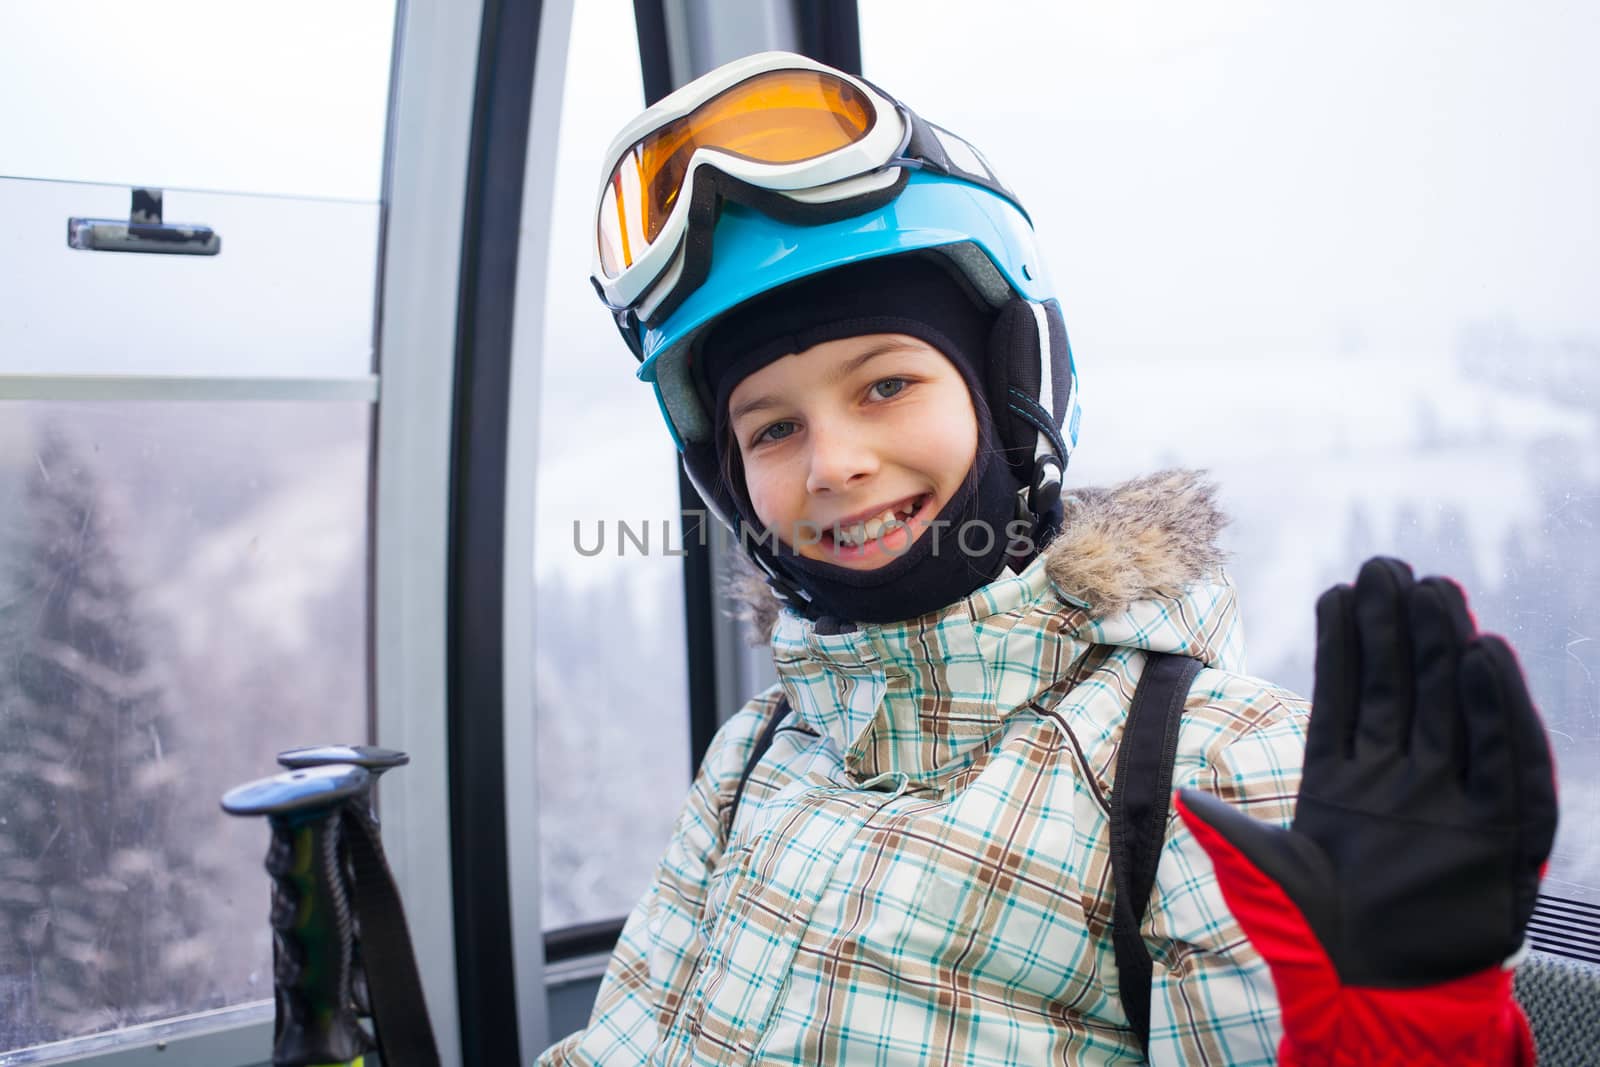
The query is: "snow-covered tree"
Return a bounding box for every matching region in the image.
[0,428,208,1047]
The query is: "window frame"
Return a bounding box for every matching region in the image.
[534,0,865,984]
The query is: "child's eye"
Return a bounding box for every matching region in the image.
[753,420,798,445]
[870,377,908,400]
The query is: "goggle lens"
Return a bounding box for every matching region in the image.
[597,69,876,278]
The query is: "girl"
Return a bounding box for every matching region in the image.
[545,52,1553,1065]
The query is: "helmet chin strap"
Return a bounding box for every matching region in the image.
[1005,454,1065,569]
[749,549,815,614]
[1029,454,1063,518]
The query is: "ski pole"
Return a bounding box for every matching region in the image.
[223,763,373,1067]
[272,746,441,1067]
[277,746,410,1017]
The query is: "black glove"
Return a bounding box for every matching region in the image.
[1176,557,1558,1065]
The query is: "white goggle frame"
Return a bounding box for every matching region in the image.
[591,50,909,322]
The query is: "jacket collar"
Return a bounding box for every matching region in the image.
[741,470,1246,781]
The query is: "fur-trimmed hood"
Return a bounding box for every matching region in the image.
[728,469,1229,643]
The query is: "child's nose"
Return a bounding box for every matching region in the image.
[804,423,879,494]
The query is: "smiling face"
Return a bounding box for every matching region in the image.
[726,333,979,570]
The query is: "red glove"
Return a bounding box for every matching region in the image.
[1177,558,1557,1066]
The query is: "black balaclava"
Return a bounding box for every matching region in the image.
[696,254,1027,625]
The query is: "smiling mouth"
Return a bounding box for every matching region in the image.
[818,493,933,554]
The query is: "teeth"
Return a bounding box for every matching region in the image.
[836,505,911,548]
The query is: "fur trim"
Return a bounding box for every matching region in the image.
[725,557,785,648]
[726,469,1229,644]
[1045,469,1229,616]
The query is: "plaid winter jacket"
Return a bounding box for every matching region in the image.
[542,471,1309,1065]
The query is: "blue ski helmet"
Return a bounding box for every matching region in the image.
[592,51,1081,607]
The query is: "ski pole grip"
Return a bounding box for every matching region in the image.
[223,764,373,1067]
[275,746,410,1020]
[278,744,410,782]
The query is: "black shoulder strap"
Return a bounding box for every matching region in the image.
[1109,651,1204,1059]
[726,695,790,834]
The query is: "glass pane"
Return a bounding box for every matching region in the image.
[0,402,370,1055]
[1,178,379,379]
[861,4,1600,897]
[533,0,691,930]
[0,1,396,201]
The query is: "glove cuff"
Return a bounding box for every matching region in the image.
[1277,966,1535,1067]
[1176,792,1536,1066]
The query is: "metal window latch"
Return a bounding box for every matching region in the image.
[68,187,221,255]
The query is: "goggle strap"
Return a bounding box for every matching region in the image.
[642,177,723,329]
[752,551,814,608]
[618,309,644,361]
[903,112,954,178]
[591,275,646,361]
[900,111,1030,226]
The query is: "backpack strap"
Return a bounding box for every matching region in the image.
[1109,651,1204,1059]
[726,695,790,834]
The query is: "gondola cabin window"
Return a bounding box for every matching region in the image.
[0,0,396,1058]
[860,0,1600,907]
